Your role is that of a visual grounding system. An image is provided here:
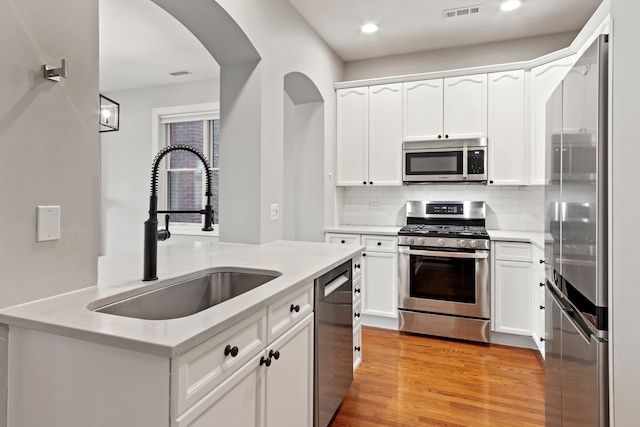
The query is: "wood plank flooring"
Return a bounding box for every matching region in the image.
[330,327,545,427]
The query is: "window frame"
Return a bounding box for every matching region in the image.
[151,103,220,237]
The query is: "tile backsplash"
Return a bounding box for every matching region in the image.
[336,185,544,232]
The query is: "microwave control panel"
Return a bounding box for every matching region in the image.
[468,150,485,174]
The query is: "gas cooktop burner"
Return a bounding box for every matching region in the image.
[399,224,489,238]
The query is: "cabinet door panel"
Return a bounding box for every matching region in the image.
[403,79,444,141]
[337,88,368,185]
[265,314,314,427]
[493,260,532,335]
[369,83,402,185]
[362,251,398,318]
[443,74,487,139]
[488,70,525,186]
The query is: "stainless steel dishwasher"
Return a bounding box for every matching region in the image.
[314,260,353,427]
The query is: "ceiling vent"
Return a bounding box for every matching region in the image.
[169,70,193,77]
[443,5,483,19]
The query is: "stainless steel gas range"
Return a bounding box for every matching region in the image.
[398,201,490,343]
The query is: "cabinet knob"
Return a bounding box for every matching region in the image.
[224,345,239,357]
[260,356,271,367]
[540,305,545,310]
[290,304,301,313]
[377,242,382,246]
[354,288,361,293]
[354,312,360,318]
[269,350,280,360]
[341,239,345,244]
[540,282,545,287]
[539,259,545,264]
[363,181,367,185]
[489,180,494,184]
[369,181,373,185]
[354,346,361,352]
[362,253,367,257]
[540,337,545,342]
[354,263,361,269]
[445,134,449,139]
[438,135,442,139]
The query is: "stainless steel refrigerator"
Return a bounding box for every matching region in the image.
[544,34,609,427]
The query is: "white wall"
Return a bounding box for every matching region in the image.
[100,78,220,256]
[337,186,544,231]
[344,31,579,81]
[610,0,640,424]
[0,0,100,310]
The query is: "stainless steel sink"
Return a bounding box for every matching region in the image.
[92,269,281,320]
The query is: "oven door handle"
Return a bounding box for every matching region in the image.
[398,246,489,260]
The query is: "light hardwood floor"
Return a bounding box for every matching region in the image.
[330,327,545,427]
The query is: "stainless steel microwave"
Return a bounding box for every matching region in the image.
[402,138,488,183]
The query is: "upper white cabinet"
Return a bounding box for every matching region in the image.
[402,74,487,142]
[529,55,577,185]
[487,70,526,186]
[443,74,488,140]
[402,79,444,141]
[336,84,402,186]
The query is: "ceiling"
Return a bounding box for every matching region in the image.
[99,0,603,92]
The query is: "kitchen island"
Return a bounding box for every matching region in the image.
[0,240,363,427]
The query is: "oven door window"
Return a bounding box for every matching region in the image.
[405,151,463,175]
[410,254,476,303]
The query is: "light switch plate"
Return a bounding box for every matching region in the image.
[37,206,61,242]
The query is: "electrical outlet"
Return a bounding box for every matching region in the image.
[37,206,61,241]
[369,201,382,210]
[270,203,279,220]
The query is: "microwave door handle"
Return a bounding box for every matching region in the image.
[399,247,489,260]
[462,146,468,180]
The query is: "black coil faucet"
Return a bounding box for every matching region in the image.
[143,145,214,281]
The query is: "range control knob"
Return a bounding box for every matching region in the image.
[436,238,445,247]
[459,240,467,248]
[405,237,414,245]
[469,240,478,248]
[416,238,425,246]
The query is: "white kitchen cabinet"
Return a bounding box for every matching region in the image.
[530,245,546,356]
[491,242,532,336]
[352,256,363,371]
[336,87,368,186]
[265,313,314,427]
[326,232,398,330]
[487,70,526,186]
[443,74,488,140]
[402,74,487,141]
[336,84,402,186]
[402,79,444,141]
[529,54,577,185]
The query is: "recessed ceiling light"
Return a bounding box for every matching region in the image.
[361,23,379,33]
[500,0,522,11]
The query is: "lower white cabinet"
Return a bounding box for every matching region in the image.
[530,245,546,356]
[491,242,532,336]
[361,251,397,319]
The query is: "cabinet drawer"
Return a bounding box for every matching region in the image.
[353,275,362,304]
[353,298,362,329]
[362,234,397,252]
[352,254,362,279]
[267,282,314,343]
[326,233,361,245]
[173,308,267,415]
[493,241,532,262]
[353,325,362,372]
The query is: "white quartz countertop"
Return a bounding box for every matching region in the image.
[487,230,544,248]
[0,240,363,358]
[324,225,402,236]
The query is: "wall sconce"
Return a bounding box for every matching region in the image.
[100,94,120,133]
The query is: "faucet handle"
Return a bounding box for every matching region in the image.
[158,214,171,241]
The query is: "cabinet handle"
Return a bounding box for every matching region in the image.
[224,345,239,357]
[260,356,271,367]
[539,337,545,342]
[540,305,545,310]
[539,259,545,264]
[354,288,361,293]
[354,263,360,269]
[354,312,360,318]
[269,350,280,360]
[539,282,545,287]
[290,304,301,313]
[354,346,361,352]
[341,239,345,244]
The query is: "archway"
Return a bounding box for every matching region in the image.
[283,72,325,242]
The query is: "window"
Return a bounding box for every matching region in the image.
[153,103,220,235]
